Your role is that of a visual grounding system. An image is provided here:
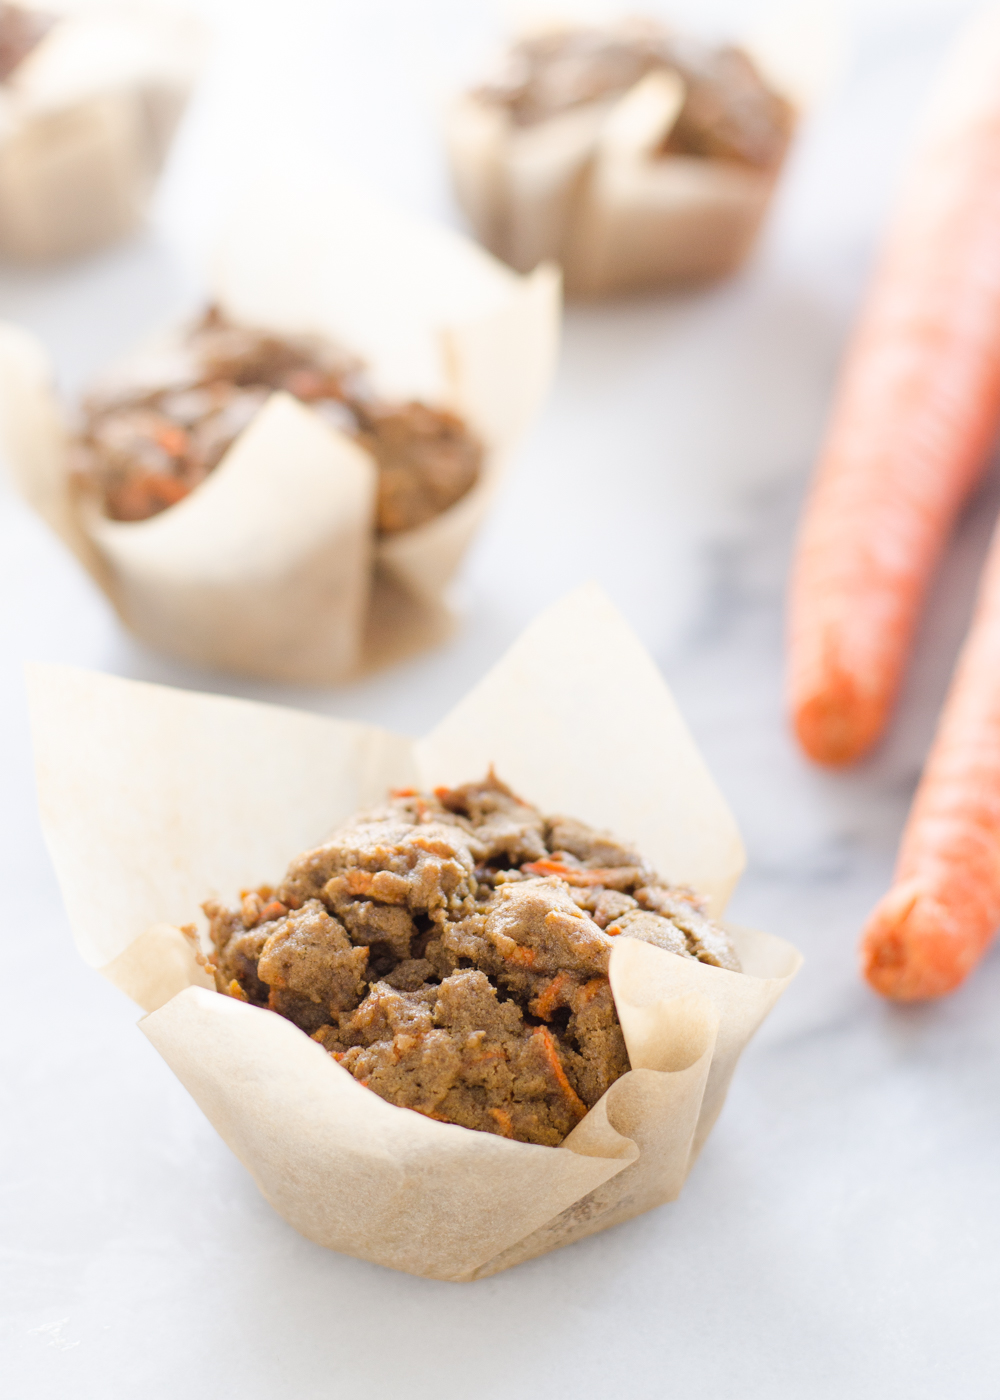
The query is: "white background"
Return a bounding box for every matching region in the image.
[4,1,1000,1395]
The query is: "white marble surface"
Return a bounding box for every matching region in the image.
[4,1,1000,1395]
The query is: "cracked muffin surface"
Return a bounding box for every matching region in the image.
[204,772,741,1147]
[476,20,794,169]
[73,304,482,533]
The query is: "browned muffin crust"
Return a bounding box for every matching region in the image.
[204,773,741,1147]
[73,305,482,533]
[476,21,794,168]
[0,4,53,83]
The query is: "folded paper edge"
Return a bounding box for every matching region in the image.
[137,974,727,1281]
[444,40,803,295]
[26,626,803,1277]
[2,192,559,677]
[416,582,748,914]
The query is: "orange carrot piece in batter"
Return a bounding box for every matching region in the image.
[522,859,632,886]
[531,972,569,1020]
[487,1107,515,1137]
[533,1026,587,1122]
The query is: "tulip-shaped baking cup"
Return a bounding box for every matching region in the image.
[446,14,835,297]
[0,181,561,681]
[27,586,800,1280]
[0,1,205,261]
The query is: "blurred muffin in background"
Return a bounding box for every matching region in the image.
[73,304,483,537]
[446,17,799,297]
[0,181,560,683]
[0,1,204,262]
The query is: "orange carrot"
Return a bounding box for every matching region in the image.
[573,979,606,1009]
[863,512,1000,998]
[530,971,569,1020]
[153,423,190,458]
[532,1027,587,1122]
[521,859,637,886]
[789,16,1000,765]
[342,869,374,896]
[487,1107,515,1137]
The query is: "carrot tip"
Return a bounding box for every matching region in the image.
[793,689,885,767]
[861,881,982,1000]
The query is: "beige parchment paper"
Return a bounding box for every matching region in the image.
[444,8,838,297]
[27,585,801,1280]
[0,178,562,682]
[0,1,205,262]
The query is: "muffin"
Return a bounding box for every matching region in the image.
[446,18,798,295]
[0,1,204,261]
[73,304,482,536]
[0,182,560,681]
[204,772,742,1147]
[27,588,800,1279]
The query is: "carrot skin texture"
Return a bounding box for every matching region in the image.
[863,514,1000,999]
[789,117,1000,766]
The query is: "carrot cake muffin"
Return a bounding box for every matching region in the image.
[477,21,794,169]
[204,772,741,1147]
[73,305,482,533]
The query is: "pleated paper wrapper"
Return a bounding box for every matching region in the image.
[27,586,801,1281]
[0,1,205,262]
[0,180,562,682]
[445,7,839,297]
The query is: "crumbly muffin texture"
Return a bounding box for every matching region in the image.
[73,305,481,533]
[477,21,794,169]
[205,773,741,1147]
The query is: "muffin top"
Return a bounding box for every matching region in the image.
[73,305,481,534]
[204,772,740,1147]
[476,21,794,168]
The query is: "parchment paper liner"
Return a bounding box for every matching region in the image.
[444,14,830,297]
[0,179,562,681]
[27,586,800,1280]
[0,1,204,262]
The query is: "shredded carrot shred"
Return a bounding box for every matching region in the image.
[531,972,568,1020]
[573,978,606,1009]
[505,944,536,967]
[533,1027,587,1121]
[488,1107,515,1138]
[343,869,374,895]
[521,859,624,886]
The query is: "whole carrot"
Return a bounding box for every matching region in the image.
[789,8,1000,765]
[863,511,1000,998]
